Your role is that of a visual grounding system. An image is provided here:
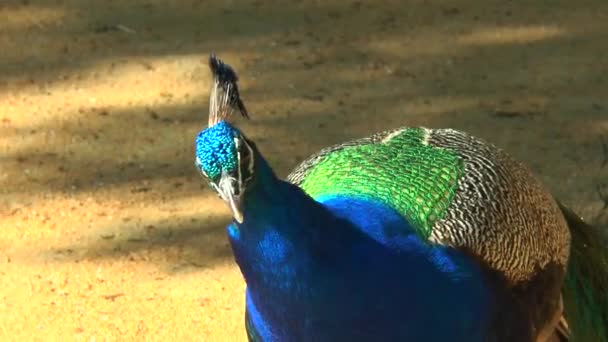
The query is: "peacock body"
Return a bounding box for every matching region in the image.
[194,55,608,342]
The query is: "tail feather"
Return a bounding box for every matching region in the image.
[558,202,608,342]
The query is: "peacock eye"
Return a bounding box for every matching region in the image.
[194,157,214,182]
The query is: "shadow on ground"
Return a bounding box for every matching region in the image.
[45,213,234,274]
[2,0,608,269]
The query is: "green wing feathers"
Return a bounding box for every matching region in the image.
[559,203,608,342]
[297,128,464,239]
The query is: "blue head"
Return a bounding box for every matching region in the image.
[195,121,256,223]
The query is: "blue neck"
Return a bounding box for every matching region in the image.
[227,158,495,341]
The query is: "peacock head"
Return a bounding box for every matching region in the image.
[195,54,253,223]
[195,121,255,223]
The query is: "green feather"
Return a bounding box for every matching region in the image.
[298,128,464,239]
[559,203,608,342]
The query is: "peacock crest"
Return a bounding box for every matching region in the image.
[207,54,249,127]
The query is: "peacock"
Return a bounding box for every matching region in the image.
[194,55,608,342]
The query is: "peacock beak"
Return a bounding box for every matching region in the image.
[214,171,245,224]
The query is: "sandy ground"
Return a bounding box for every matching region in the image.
[1,0,607,340]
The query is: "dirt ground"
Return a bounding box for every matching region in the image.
[1,0,607,340]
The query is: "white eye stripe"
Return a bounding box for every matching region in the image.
[234,137,245,196]
[241,138,255,182]
[233,136,255,190]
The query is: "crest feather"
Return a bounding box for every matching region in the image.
[208,54,249,127]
